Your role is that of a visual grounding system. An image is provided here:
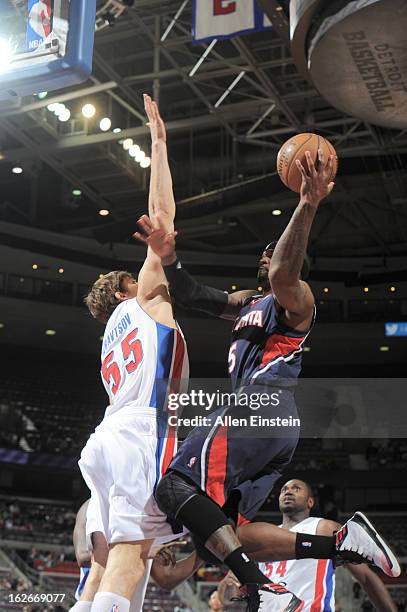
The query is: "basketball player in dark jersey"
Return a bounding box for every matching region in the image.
[135,151,400,610]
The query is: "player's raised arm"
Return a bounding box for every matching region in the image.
[135,96,176,328]
[269,149,334,330]
[134,214,256,320]
[144,94,175,233]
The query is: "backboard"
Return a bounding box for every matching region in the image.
[0,0,96,100]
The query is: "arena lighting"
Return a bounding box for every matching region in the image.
[58,108,71,122]
[53,104,67,117]
[82,103,96,119]
[45,329,56,336]
[47,102,60,112]
[380,346,390,352]
[32,264,38,270]
[303,346,311,352]
[0,323,4,329]
[12,167,23,174]
[140,156,151,169]
[72,189,82,197]
[128,144,140,158]
[99,209,110,216]
[122,138,133,150]
[0,39,13,71]
[37,91,48,99]
[323,287,329,294]
[390,286,396,293]
[272,209,282,216]
[231,285,237,290]
[113,127,122,133]
[134,149,145,163]
[58,268,64,274]
[99,117,112,132]
[257,286,262,292]
[363,287,369,293]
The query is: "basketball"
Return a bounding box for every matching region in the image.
[277,133,338,193]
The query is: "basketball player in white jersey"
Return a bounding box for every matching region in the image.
[72,95,189,612]
[219,479,397,611]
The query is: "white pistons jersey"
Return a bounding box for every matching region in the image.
[259,517,335,611]
[100,297,189,479]
[101,297,189,414]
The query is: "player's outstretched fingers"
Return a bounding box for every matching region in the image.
[305,150,317,176]
[317,148,324,167]
[143,94,154,121]
[325,154,334,177]
[295,159,309,181]
[132,231,148,245]
[137,214,154,235]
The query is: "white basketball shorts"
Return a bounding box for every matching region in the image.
[79,405,183,545]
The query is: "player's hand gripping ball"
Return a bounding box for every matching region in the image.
[277,133,338,193]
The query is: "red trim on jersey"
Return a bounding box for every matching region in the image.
[162,331,186,475]
[169,330,185,395]
[310,559,328,611]
[161,435,176,476]
[205,426,228,507]
[237,513,251,527]
[260,333,304,367]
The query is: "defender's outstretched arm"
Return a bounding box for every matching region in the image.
[144,94,175,232]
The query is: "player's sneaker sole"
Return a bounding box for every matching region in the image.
[338,511,401,578]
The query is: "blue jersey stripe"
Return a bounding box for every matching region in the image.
[149,324,175,410]
[323,560,334,611]
[76,567,90,599]
[150,324,175,486]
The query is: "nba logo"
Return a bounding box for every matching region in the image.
[187,457,197,468]
[26,0,53,51]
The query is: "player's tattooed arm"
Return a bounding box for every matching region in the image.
[269,149,334,330]
[144,94,175,233]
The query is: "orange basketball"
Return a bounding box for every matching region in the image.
[277,133,338,193]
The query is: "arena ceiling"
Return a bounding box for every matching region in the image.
[0,0,407,269]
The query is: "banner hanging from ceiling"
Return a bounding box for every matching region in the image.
[192,0,272,43]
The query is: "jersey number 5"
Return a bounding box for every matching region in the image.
[102,328,143,395]
[228,342,237,373]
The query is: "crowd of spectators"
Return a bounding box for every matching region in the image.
[0,499,75,545]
